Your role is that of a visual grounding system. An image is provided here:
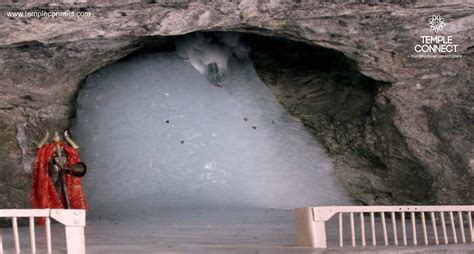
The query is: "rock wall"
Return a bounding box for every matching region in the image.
[250,36,432,204]
[0,0,472,209]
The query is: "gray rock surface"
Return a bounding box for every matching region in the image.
[0,1,472,209]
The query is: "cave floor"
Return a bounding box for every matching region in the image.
[2,209,473,253]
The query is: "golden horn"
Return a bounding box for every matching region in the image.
[64,130,79,149]
[37,131,49,149]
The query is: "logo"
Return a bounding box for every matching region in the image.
[409,15,463,59]
[428,15,445,33]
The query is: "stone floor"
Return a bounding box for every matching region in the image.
[2,209,473,253]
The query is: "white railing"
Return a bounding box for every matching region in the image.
[0,209,85,254]
[295,206,474,248]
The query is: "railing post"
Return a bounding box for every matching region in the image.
[339,213,343,247]
[65,226,85,254]
[50,209,86,254]
[350,212,355,246]
[29,216,36,253]
[0,227,3,253]
[295,208,327,248]
[45,217,52,254]
[12,217,20,254]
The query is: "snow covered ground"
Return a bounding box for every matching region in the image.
[71,49,351,220]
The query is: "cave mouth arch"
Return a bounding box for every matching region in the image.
[70,32,386,220]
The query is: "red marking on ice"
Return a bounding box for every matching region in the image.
[212,83,224,88]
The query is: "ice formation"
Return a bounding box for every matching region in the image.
[71,35,351,219]
[175,32,248,83]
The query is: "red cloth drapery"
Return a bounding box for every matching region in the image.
[31,142,87,224]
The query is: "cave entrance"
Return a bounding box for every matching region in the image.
[72,32,352,217]
[70,32,360,249]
